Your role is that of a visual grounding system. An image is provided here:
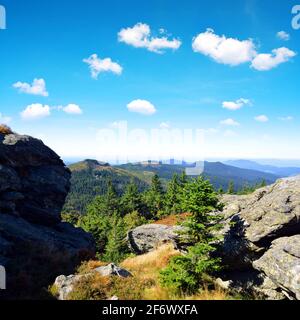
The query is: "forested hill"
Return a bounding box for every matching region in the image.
[117,161,279,190]
[62,160,149,215]
[63,159,279,215]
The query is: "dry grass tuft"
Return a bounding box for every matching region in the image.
[0,124,12,135]
[154,213,191,226]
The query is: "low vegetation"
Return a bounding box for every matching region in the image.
[0,124,12,135]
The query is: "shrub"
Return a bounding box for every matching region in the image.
[0,124,12,135]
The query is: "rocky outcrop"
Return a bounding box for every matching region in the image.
[54,264,131,300]
[0,132,95,299]
[253,235,300,300]
[127,224,182,254]
[217,176,300,299]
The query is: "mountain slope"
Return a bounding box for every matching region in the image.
[224,160,300,177]
[117,161,279,190]
[63,160,149,215]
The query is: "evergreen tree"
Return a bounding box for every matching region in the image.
[143,174,165,218]
[121,181,143,216]
[160,177,223,294]
[227,180,235,194]
[164,174,182,215]
[103,212,127,263]
[105,180,120,214]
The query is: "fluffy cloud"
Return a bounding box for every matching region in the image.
[62,104,83,115]
[127,99,157,115]
[255,115,269,122]
[224,129,237,137]
[222,98,251,110]
[220,118,240,126]
[0,113,11,124]
[277,31,290,41]
[251,47,296,71]
[118,23,181,54]
[21,104,51,120]
[83,54,123,79]
[13,78,49,97]
[192,28,256,66]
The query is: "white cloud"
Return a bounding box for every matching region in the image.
[21,104,51,120]
[159,122,170,129]
[255,115,269,122]
[13,78,49,97]
[251,47,296,71]
[278,116,293,121]
[118,23,181,54]
[220,118,240,126]
[127,99,157,115]
[83,54,123,79]
[277,31,290,41]
[222,98,251,110]
[192,28,256,66]
[0,113,12,124]
[62,104,83,115]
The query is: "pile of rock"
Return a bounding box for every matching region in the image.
[0,132,95,298]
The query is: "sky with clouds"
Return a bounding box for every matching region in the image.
[0,0,300,162]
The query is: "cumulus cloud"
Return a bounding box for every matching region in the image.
[83,54,123,79]
[222,98,251,110]
[0,113,12,124]
[255,115,269,122]
[277,31,290,41]
[220,118,240,126]
[21,104,51,120]
[62,104,82,115]
[127,99,157,115]
[118,23,181,54]
[251,47,296,71]
[192,28,256,66]
[13,78,49,97]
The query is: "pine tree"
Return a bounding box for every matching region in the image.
[143,174,165,218]
[160,177,223,294]
[227,180,235,194]
[121,181,143,216]
[103,212,127,263]
[164,174,182,215]
[104,179,120,214]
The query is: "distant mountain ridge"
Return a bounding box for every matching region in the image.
[223,160,300,177]
[63,159,279,215]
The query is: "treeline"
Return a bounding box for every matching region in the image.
[63,172,189,262]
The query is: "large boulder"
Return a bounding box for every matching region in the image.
[0,132,95,299]
[253,235,300,300]
[127,224,182,254]
[220,176,300,269]
[54,264,131,300]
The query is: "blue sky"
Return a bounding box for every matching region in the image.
[0,0,300,162]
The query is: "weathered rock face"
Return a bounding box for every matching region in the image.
[0,132,95,299]
[127,224,182,254]
[253,235,300,300]
[54,264,131,300]
[217,176,300,299]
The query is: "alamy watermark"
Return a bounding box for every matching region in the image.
[0,5,6,30]
[0,265,6,290]
[292,5,300,30]
[95,121,206,176]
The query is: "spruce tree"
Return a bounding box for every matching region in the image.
[227,180,235,194]
[121,180,143,216]
[160,177,224,294]
[164,174,182,215]
[103,212,127,263]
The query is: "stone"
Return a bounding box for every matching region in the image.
[94,263,132,278]
[0,132,95,299]
[253,235,300,300]
[127,224,182,254]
